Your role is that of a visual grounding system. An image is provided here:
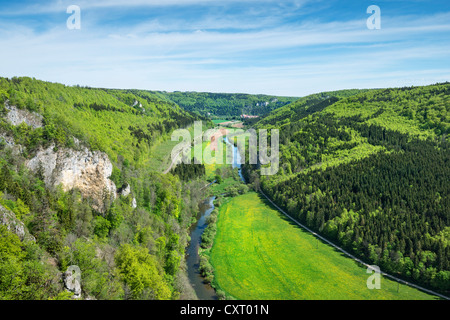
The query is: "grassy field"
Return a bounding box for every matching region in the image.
[146,126,235,178]
[146,125,204,172]
[209,176,242,196]
[147,138,183,172]
[210,192,439,300]
[202,139,233,179]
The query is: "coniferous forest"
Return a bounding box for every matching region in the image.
[243,83,450,293]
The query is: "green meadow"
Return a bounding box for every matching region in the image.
[212,119,230,124]
[147,138,183,172]
[202,138,233,179]
[210,192,439,300]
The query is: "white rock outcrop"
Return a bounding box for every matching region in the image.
[3,102,118,213]
[0,133,23,155]
[5,103,43,129]
[63,265,82,299]
[26,145,117,213]
[119,184,131,197]
[118,184,137,208]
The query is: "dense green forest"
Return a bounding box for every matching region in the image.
[158,91,298,118]
[170,163,206,181]
[0,77,210,300]
[257,88,370,128]
[243,83,450,293]
[0,77,203,167]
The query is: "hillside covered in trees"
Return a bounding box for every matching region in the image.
[243,83,450,294]
[1,76,449,300]
[159,91,299,118]
[0,77,209,300]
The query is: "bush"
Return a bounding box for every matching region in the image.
[115,244,171,300]
[0,89,9,105]
[216,289,226,300]
[93,215,111,239]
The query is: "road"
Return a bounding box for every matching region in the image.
[163,143,189,174]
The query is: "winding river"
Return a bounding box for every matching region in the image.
[185,135,243,300]
[185,196,218,300]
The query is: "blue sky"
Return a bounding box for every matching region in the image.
[0,0,449,96]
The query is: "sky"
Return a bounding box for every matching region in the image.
[0,0,449,96]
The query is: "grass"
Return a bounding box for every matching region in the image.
[147,125,205,172]
[146,126,235,177]
[212,119,230,124]
[202,139,233,179]
[209,176,243,196]
[147,138,183,172]
[210,192,439,300]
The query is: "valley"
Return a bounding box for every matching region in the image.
[210,192,437,300]
[0,77,448,301]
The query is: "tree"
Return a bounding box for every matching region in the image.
[115,244,172,300]
[431,271,450,291]
[0,225,57,300]
[93,215,111,239]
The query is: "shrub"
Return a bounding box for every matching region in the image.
[93,215,111,239]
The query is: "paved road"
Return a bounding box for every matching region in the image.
[259,190,449,300]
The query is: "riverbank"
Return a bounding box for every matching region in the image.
[185,196,218,300]
[197,197,229,300]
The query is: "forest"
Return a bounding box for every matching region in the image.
[243,83,450,293]
[0,77,210,300]
[159,91,298,118]
[0,76,449,299]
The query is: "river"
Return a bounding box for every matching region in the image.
[225,135,245,182]
[185,196,218,300]
[186,135,244,300]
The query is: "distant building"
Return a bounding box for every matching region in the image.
[241,114,259,119]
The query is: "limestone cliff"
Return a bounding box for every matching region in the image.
[4,103,43,129]
[2,102,119,213]
[26,145,117,213]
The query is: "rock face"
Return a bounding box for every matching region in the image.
[26,145,117,213]
[0,133,23,155]
[0,204,35,242]
[118,184,137,208]
[3,102,118,213]
[119,184,131,197]
[63,265,82,299]
[5,103,43,129]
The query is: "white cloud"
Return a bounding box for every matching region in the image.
[0,0,311,15]
[0,3,449,95]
